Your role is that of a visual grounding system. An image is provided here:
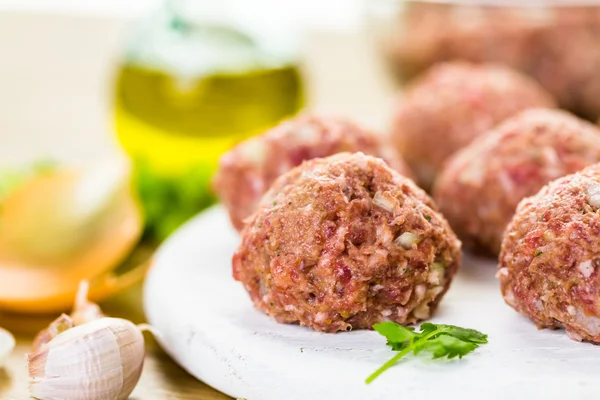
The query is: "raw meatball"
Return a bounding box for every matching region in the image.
[391,62,556,188]
[232,152,461,333]
[382,2,600,120]
[434,109,600,255]
[214,115,413,231]
[498,164,600,343]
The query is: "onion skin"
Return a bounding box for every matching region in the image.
[0,165,144,314]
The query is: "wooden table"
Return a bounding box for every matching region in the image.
[0,283,230,399]
[0,10,392,399]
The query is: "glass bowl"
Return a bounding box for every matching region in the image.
[366,0,600,120]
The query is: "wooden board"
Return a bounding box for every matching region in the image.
[144,205,600,400]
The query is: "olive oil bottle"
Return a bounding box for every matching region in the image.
[114,2,304,240]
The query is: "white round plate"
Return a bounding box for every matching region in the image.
[145,205,600,400]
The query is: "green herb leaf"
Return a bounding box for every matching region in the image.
[373,322,416,351]
[366,322,488,384]
[133,161,216,242]
[421,323,488,344]
[414,334,478,359]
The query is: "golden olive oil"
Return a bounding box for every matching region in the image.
[114,18,303,240]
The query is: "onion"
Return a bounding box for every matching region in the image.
[427,262,445,285]
[577,260,594,278]
[395,232,421,249]
[586,182,600,208]
[571,307,600,336]
[372,191,395,213]
[0,161,145,313]
[503,287,516,307]
[412,303,430,320]
[496,267,509,279]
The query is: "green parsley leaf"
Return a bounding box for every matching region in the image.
[414,335,477,359]
[373,322,416,351]
[366,322,488,384]
[420,323,488,344]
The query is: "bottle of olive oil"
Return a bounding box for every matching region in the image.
[114,1,304,241]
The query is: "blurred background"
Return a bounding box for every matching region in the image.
[2,0,600,398]
[0,0,392,239]
[0,0,378,166]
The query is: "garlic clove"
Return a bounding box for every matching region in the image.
[31,314,74,352]
[70,280,105,326]
[0,326,15,367]
[32,281,103,352]
[28,317,145,400]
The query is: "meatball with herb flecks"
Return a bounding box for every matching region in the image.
[233,152,461,333]
[499,164,600,343]
[391,62,556,189]
[213,115,414,231]
[434,108,600,255]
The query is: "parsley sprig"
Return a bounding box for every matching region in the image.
[366,322,488,384]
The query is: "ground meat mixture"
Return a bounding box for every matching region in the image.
[390,62,555,189]
[382,2,600,120]
[499,164,600,343]
[232,152,461,333]
[434,109,600,255]
[213,115,413,231]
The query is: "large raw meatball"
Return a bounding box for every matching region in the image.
[498,164,600,343]
[434,109,600,255]
[391,62,556,188]
[232,152,461,333]
[214,115,413,231]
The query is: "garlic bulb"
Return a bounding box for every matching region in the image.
[0,326,15,366]
[28,317,145,400]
